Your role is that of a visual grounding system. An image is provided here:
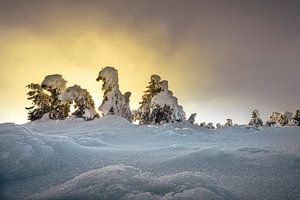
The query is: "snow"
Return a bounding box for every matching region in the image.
[41,74,67,91]
[0,117,299,199]
[59,84,98,120]
[151,80,186,122]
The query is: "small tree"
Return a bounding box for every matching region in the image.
[249,110,263,128]
[292,109,300,126]
[267,112,281,126]
[225,119,233,126]
[206,122,215,129]
[199,122,206,127]
[278,111,293,126]
[188,113,197,124]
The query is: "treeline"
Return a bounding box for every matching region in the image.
[26,66,300,128]
[26,66,185,124]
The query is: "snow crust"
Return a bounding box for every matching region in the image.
[0,118,299,199]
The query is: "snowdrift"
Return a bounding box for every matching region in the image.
[0,116,299,199]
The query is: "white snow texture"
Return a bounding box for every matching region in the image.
[96,67,132,121]
[41,74,67,91]
[151,80,186,122]
[0,117,299,200]
[59,84,98,120]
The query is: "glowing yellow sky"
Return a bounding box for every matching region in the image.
[0,16,213,124]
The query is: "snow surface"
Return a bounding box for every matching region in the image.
[0,117,299,199]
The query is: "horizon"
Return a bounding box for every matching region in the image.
[0,0,299,124]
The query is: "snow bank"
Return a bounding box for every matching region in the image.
[0,118,299,199]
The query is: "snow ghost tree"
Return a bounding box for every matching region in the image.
[96,66,132,122]
[199,122,206,127]
[206,122,215,129]
[278,111,293,126]
[41,74,70,120]
[225,119,233,126]
[266,112,281,126]
[292,109,300,126]
[26,83,52,121]
[248,110,263,128]
[135,75,186,125]
[188,113,197,124]
[59,85,99,120]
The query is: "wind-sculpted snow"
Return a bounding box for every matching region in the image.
[30,164,234,200]
[0,116,299,199]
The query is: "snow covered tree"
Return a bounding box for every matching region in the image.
[41,74,70,120]
[188,113,197,124]
[26,83,52,121]
[225,119,233,126]
[134,75,162,124]
[248,110,263,128]
[216,123,221,128]
[96,66,132,122]
[206,122,215,129]
[199,122,206,127]
[278,111,293,126]
[135,75,186,125]
[149,105,173,124]
[292,109,300,126]
[59,85,99,120]
[267,112,281,126]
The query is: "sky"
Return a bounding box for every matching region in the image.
[0,0,299,124]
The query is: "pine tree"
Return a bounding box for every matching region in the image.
[188,113,197,124]
[278,111,293,126]
[292,109,300,126]
[248,110,263,128]
[25,83,52,121]
[135,75,162,124]
[41,74,70,120]
[268,112,281,126]
[225,119,233,126]
[135,75,186,125]
[206,122,215,129]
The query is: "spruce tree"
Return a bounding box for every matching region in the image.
[248,110,263,128]
[41,74,70,120]
[135,75,162,124]
[25,83,51,121]
[293,109,300,126]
